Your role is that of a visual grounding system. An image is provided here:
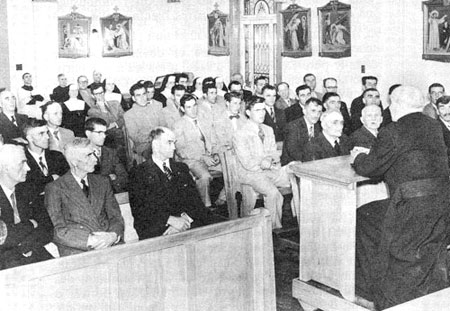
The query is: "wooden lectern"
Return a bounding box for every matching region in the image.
[291,155,389,311]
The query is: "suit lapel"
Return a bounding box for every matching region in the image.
[62,173,93,214]
[0,187,14,223]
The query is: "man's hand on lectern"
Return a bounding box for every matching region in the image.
[350,147,370,163]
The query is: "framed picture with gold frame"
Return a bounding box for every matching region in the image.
[423,0,450,62]
[101,12,133,57]
[318,0,351,58]
[58,11,91,58]
[281,4,312,58]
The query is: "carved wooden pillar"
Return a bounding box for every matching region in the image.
[229,0,241,77]
[275,1,283,83]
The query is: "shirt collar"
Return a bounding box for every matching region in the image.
[0,183,14,200]
[72,172,88,188]
[323,131,339,146]
[28,148,45,162]
[152,155,171,172]
[364,126,378,137]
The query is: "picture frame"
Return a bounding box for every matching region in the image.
[422,0,450,62]
[318,0,351,58]
[207,7,230,56]
[58,11,91,58]
[101,12,133,57]
[281,4,312,58]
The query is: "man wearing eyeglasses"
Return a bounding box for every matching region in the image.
[77,75,95,108]
[87,84,125,160]
[85,117,128,193]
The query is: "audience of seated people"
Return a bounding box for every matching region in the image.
[5,68,450,294]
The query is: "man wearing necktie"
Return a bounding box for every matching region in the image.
[22,118,69,205]
[173,94,223,209]
[212,91,247,150]
[262,85,286,143]
[0,144,54,270]
[45,138,124,257]
[233,97,294,229]
[281,97,323,165]
[42,101,75,153]
[129,127,221,239]
[0,90,28,144]
[310,109,351,160]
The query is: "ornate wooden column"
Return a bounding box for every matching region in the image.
[229,0,241,76]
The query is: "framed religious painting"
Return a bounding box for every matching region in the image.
[58,10,91,58]
[207,5,230,56]
[281,4,312,58]
[318,0,351,58]
[423,0,450,62]
[101,11,133,57]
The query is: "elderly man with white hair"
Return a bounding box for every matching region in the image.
[45,138,124,257]
[350,105,383,149]
[352,86,450,309]
[0,90,28,144]
[311,109,351,160]
[0,144,54,270]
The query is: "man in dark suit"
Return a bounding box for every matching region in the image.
[262,85,286,142]
[129,127,219,239]
[228,80,252,104]
[350,76,378,125]
[350,88,381,132]
[22,118,69,201]
[45,138,124,257]
[285,85,311,123]
[0,90,28,144]
[85,117,128,193]
[281,97,322,165]
[322,92,352,136]
[311,109,351,160]
[352,86,450,309]
[350,105,382,149]
[434,95,450,166]
[50,73,70,103]
[0,144,53,270]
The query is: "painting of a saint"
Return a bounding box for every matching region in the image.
[58,12,91,58]
[422,1,450,61]
[208,8,229,56]
[281,4,312,58]
[318,1,351,58]
[101,13,133,57]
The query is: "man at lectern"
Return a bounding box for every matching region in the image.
[351,85,450,310]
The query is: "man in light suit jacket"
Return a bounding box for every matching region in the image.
[161,84,185,129]
[281,97,322,165]
[233,97,293,229]
[87,84,125,150]
[173,94,221,208]
[213,91,247,150]
[85,118,128,193]
[0,144,53,270]
[45,138,124,257]
[0,90,28,144]
[275,82,295,110]
[42,101,75,153]
[311,109,351,160]
[197,83,227,126]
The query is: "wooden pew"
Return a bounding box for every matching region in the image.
[0,211,276,310]
[385,287,450,311]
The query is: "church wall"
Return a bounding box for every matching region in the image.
[0,0,11,90]
[6,0,230,98]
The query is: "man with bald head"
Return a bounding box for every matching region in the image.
[352,86,450,309]
[45,138,124,257]
[311,109,351,160]
[0,144,53,270]
[350,105,383,149]
[0,90,28,144]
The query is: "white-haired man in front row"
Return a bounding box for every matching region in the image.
[45,138,124,257]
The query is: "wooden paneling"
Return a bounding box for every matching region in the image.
[0,213,276,311]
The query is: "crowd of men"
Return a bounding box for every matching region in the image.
[1,70,450,309]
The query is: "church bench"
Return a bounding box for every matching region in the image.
[0,210,276,311]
